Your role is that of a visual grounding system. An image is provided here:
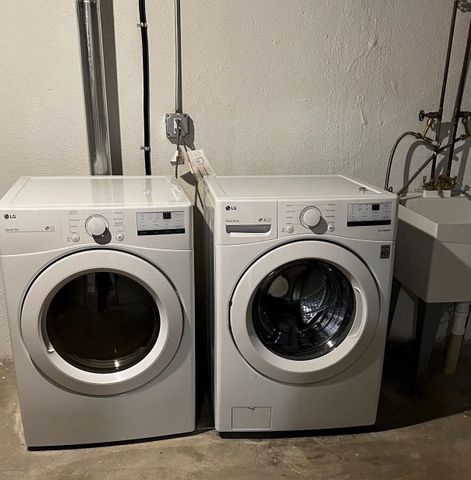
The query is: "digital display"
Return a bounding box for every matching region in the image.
[347,203,392,227]
[136,211,185,236]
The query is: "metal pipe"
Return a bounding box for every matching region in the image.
[397,138,462,196]
[435,0,459,145]
[397,154,437,197]
[446,17,471,177]
[429,0,459,184]
[100,0,123,175]
[76,0,112,175]
[175,0,183,113]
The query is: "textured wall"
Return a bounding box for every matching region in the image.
[0,0,470,358]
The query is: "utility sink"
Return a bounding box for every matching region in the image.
[395,196,471,303]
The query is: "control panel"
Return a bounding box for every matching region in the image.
[214,198,396,245]
[278,200,395,241]
[68,211,124,244]
[136,211,185,236]
[0,207,191,255]
[347,203,392,227]
[279,202,337,236]
[65,209,187,245]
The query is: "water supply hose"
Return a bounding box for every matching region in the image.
[384,132,423,191]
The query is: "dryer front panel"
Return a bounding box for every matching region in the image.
[21,249,183,395]
[230,241,380,384]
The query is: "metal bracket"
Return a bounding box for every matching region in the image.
[166,113,189,140]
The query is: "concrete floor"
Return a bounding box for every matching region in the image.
[1,343,470,480]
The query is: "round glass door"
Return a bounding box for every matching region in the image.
[21,250,183,396]
[230,241,380,384]
[252,260,355,361]
[45,272,161,374]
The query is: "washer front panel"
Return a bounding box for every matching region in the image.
[230,241,380,384]
[21,249,184,396]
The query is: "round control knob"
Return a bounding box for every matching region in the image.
[71,234,80,243]
[300,207,322,229]
[287,225,294,234]
[85,215,108,237]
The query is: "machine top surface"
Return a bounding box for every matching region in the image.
[0,176,190,208]
[205,175,395,200]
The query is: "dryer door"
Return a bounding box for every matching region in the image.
[230,241,380,384]
[21,249,183,395]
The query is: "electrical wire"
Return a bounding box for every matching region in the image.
[179,135,203,206]
[175,122,181,179]
[138,0,152,175]
[384,132,423,191]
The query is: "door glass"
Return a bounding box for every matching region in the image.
[252,260,355,360]
[45,272,160,373]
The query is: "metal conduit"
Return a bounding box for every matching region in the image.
[76,0,113,175]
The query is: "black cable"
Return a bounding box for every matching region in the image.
[180,134,193,151]
[138,0,151,175]
[175,123,181,179]
[384,132,423,191]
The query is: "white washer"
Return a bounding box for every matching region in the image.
[0,176,194,447]
[203,175,397,432]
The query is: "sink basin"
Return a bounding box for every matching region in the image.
[395,196,471,303]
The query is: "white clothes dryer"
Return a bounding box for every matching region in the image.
[203,175,397,432]
[0,176,194,447]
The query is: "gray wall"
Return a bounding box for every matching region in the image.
[0,0,470,358]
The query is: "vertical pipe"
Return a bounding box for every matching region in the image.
[435,0,459,145]
[175,0,183,113]
[100,0,123,175]
[76,0,113,176]
[430,0,459,184]
[446,18,471,177]
[444,302,471,374]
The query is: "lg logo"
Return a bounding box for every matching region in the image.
[225,205,237,211]
[4,214,16,220]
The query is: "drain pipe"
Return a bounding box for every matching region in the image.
[76,0,113,175]
[444,302,471,374]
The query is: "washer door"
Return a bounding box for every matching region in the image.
[21,250,183,395]
[230,241,380,384]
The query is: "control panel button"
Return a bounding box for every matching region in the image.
[71,234,80,242]
[116,233,124,241]
[327,223,335,233]
[287,225,294,234]
[300,207,322,229]
[85,215,108,237]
